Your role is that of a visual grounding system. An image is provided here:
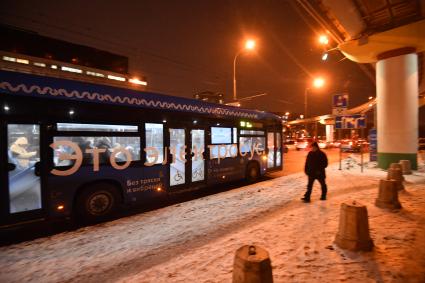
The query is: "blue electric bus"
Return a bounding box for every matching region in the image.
[0,67,282,226]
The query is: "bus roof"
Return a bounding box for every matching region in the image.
[0,70,281,121]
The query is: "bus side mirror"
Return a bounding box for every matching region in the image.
[8,163,16,171]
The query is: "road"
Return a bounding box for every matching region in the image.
[269,147,342,177]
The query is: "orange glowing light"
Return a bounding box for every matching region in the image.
[318,35,329,45]
[245,40,256,50]
[57,205,64,210]
[129,78,147,86]
[313,77,325,88]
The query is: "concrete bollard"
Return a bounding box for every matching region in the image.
[334,201,374,251]
[399,160,412,175]
[375,179,402,209]
[387,168,404,191]
[232,245,273,283]
[389,162,402,170]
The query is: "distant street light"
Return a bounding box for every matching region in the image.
[313,77,325,88]
[233,39,256,101]
[305,77,326,119]
[318,35,329,45]
[245,39,255,50]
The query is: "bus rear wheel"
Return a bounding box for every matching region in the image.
[246,162,260,183]
[76,183,120,222]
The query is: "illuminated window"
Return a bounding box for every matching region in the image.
[61,66,82,73]
[211,127,232,144]
[16,58,29,64]
[107,75,126,81]
[239,137,265,153]
[3,56,16,62]
[34,62,46,67]
[276,132,282,166]
[53,136,141,166]
[57,123,138,132]
[87,71,105,77]
[267,133,275,168]
[145,123,164,164]
[240,130,265,136]
[129,78,147,86]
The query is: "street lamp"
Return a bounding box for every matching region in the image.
[318,35,329,45]
[304,77,326,118]
[233,39,256,101]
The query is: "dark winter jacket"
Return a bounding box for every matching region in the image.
[304,149,328,178]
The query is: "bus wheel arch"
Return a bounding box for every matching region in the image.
[74,180,123,222]
[246,161,260,183]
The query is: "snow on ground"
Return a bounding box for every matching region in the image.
[0,155,425,283]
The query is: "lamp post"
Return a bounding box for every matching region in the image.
[233,39,256,101]
[304,77,326,137]
[304,77,325,118]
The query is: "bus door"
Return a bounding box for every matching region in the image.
[1,123,45,225]
[167,126,206,189]
[266,130,282,169]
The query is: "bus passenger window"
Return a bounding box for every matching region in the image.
[145,123,163,164]
[276,132,282,166]
[211,127,232,144]
[239,137,265,153]
[7,124,41,213]
[53,136,141,166]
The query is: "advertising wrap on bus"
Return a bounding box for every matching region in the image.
[50,141,266,176]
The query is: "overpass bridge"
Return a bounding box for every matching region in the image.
[287,95,425,126]
[293,0,425,169]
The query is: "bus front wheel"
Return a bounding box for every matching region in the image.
[76,183,121,222]
[246,162,260,183]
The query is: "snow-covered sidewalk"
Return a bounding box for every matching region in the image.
[0,160,424,283]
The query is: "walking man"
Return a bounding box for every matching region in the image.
[301,141,328,203]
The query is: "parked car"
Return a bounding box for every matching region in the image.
[340,139,368,152]
[295,138,313,151]
[340,139,358,152]
[317,140,328,149]
[329,140,341,148]
[284,139,296,150]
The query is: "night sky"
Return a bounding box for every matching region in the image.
[0,0,376,117]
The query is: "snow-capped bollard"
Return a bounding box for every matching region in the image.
[387,168,404,191]
[232,245,273,283]
[334,201,373,251]
[399,160,412,175]
[375,179,402,209]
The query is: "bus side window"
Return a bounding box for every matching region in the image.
[145,123,164,164]
[53,136,141,167]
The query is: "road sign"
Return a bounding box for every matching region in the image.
[332,93,349,116]
[335,114,366,129]
[333,93,348,108]
[332,107,347,115]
